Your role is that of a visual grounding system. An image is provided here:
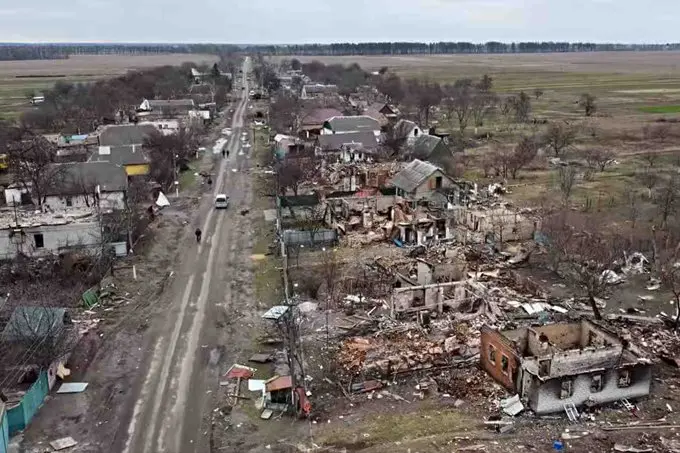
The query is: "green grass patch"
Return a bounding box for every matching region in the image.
[319,406,472,449]
[638,105,680,114]
[178,166,197,191]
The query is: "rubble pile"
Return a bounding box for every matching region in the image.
[337,328,478,378]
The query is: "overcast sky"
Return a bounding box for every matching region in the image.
[1,0,678,44]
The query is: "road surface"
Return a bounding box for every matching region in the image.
[121,58,254,453]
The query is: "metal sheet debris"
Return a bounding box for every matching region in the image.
[249,353,273,363]
[262,305,289,320]
[248,379,266,392]
[500,394,524,416]
[57,383,89,394]
[260,409,273,420]
[50,437,78,450]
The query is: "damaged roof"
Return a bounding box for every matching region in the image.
[324,116,381,133]
[317,131,378,150]
[412,134,445,159]
[393,119,420,139]
[390,159,441,193]
[265,375,293,392]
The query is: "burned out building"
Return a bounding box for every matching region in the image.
[480,320,652,415]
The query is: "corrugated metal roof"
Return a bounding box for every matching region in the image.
[412,135,443,159]
[390,159,440,193]
[91,144,150,166]
[46,162,128,195]
[325,116,380,133]
[265,375,293,392]
[317,131,378,150]
[98,124,157,147]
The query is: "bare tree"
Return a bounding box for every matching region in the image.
[477,74,493,93]
[7,132,61,207]
[534,88,544,100]
[277,157,318,196]
[408,79,442,127]
[579,94,597,117]
[270,92,303,133]
[470,90,498,128]
[557,166,578,206]
[582,148,615,172]
[561,229,623,319]
[543,123,577,157]
[636,168,659,199]
[641,150,659,168]
[443,79,474,133]
[143,128,198,188]
[510,91,532,123]
[660,260,680,328]
[655,175,680,228]
[508,135,539,179]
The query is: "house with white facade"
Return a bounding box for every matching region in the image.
[43,162,128,211]
[321,116,381,138]
[394,119,426,146]
[0,207,102,260]
[140,119,180,136]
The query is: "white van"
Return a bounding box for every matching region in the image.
[214,194,229,209]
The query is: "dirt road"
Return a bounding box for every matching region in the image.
[120,58,255,453]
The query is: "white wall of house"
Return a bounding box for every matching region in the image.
[44,191,126,211]
[4,187,28,206]
[0,222,101,260]
[406,126,425,145]
[141,119,179,135]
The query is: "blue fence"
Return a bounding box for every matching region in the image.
[0,403,8,453]
[6,371,49,435]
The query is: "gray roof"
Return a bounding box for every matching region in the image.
[303,84,338,94]
[148,99,195,109]
[412,135,444,159]
[91,144,150,166]
[47,162,128,195]
[325,116,381,133]
[318,131,378,150]
[394,119,419,139]
[391,159,441,193]
[99,124,158,147]
[2,307,68,342]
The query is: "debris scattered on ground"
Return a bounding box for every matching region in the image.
[56,383,89,394]
[49,437,78,450]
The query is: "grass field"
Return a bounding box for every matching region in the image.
[0,53,218,119]
[638,105,680,113]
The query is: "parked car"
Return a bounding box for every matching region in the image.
[214,194,230,209]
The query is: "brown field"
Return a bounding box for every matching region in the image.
[0,53,218,119]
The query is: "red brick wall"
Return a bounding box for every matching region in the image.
[480,326,521,391]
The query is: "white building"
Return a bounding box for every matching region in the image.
[43,162,128,211]
[0,207,102,260]
[140,119,180,136]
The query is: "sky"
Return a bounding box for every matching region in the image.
[1,0,679,44]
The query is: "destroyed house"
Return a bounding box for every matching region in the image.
[390,159,458,200]
[411,135,449,162]
[480,320,652,415]
[301,84,338,99]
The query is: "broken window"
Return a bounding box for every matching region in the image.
[591,374,603,393]
[501,355,509,374]
[618,370,631,388]
[488,345,496,365]
[560,379,573,399]
[34,233,44,249]
[65,197,73,207]
[435,176,443,189]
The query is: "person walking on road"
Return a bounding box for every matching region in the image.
[195,228,202,244]
[222,149,226,158]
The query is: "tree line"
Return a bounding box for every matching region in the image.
[5,41,680,61]
[21,62,232,133]
[247,41,680,56]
